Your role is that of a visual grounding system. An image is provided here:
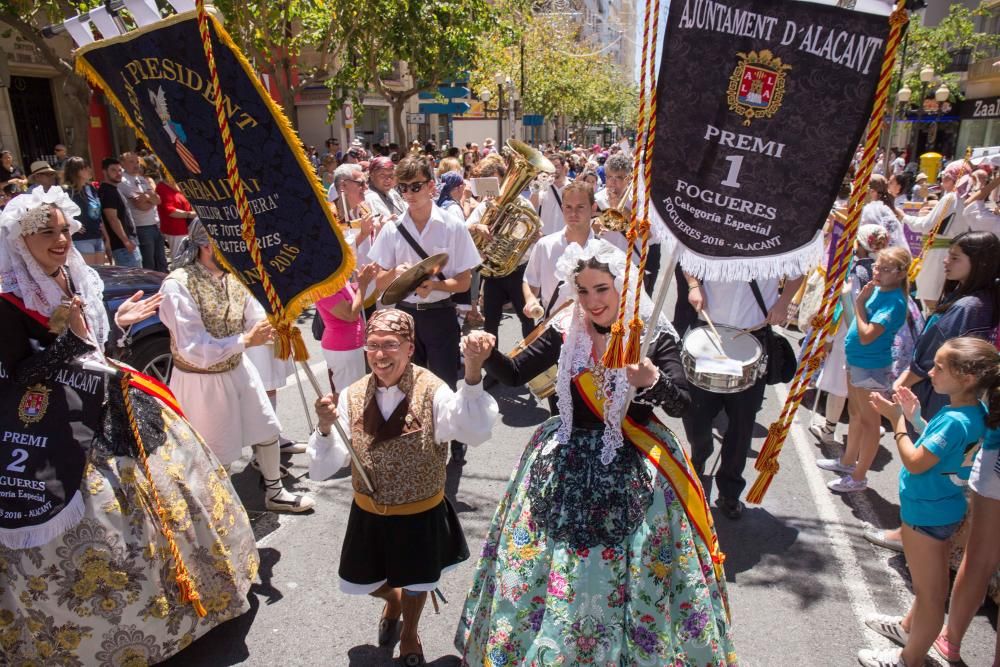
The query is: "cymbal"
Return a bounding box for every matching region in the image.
[381,253,449,305]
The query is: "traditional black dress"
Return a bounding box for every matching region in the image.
[0,297,257,665]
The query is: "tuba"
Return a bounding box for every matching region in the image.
[475,140,554,278]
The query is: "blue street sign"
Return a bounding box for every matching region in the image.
[419,86,470,100]
[523,114,545,126]
[419,102,471,115]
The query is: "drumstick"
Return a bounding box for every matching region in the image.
[700,310,727,356]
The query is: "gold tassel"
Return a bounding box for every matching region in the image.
[623,318,644,365]
[602,321,627,368]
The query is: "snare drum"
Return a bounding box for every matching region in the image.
[680,325,766,394]
[508,301,573,400]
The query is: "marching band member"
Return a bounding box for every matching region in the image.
[307,309,498,666]
[595,151,667,295]
[523,181,626,325]
[369,156,481,463]
[683,271,803,519]
[335,163,380,315]
[456,239,734,665]
[160,221,315,512]
[364,156,407,222]
[529,152,571,235]
[0,187,258,663]
[466,156,535,340]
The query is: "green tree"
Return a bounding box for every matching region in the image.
[325,0,524,147]
[468,13,638,141]
[211,0,349,128]
[896,2,1000,103]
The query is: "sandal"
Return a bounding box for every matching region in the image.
[399,652,426,666]
[932,632,961,663]
[377,604,401,647]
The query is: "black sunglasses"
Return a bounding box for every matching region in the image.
[396,180,431,194]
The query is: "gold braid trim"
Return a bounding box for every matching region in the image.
[119,374,207,617]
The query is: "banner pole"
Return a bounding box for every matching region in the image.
[297,361,376,495]
[747,3,910,504]
[292,360,314,433]
[623,241,678,408]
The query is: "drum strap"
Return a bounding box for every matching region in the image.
[537,184,562,215]
[396,222,447,282]
[748,279,769,320]
[544,281,564,318]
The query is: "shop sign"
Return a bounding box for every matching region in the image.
[960,96,1000,120]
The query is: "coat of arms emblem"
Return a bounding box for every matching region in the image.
[18,384,51,427]
[727,50,792,126]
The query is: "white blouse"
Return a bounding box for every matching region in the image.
[307,377,499,481]
[159,277,265,369]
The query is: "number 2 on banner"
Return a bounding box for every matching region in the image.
[7,448,28,473]
[721,155,744,189]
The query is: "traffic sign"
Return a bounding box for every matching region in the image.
[419,86,470,100]
[343,102,354,129]
[407,113,426,124]
[418,102,471,115]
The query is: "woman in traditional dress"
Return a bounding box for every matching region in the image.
[0,187,258,665]
[456,239,736,666]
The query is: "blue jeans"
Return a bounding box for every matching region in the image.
[112,243,142,268]
[135,224,167,272]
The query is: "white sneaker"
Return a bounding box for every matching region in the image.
[828,475,868,492]
[857,647,904,667]
[864,614,908,645]
[816,458,856,474]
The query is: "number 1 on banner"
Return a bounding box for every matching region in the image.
[721,155,744,189]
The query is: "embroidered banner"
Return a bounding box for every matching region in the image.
[74,10,354,320]
[651,0,891,281]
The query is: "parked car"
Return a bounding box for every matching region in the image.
[97,265,172,383]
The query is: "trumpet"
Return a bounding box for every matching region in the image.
[594,180,634,233]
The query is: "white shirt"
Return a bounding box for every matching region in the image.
[117,173,159,227]
[159,274,265,368]
[963,200,1000,235]
[537,182,568,236]
[439,200,467,226]
[524,229,598,313]
[368,204,482,305]
[365,188,406,220]
[307,378,499,481]
[700,278,780,330]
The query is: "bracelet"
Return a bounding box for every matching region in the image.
[687,282,700,289]
[893,431,907,441]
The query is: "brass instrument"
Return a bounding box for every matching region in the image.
[475,139,554,278]
[595,179,634,233]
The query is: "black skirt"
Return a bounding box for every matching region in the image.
[338,497,470,591]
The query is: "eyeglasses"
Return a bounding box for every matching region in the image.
[873,264,899,273]
[347,179,368,187]
[396,180,431,194]
[363,341,403,353]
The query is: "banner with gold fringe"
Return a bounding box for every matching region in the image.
[74,9,354,351]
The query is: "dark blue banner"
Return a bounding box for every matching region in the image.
[76,10,353,320]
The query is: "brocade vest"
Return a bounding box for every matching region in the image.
[347,365,445,509]
[167,263,248,373]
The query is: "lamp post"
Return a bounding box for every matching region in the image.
[495,72,505,146]
[929,83,950,149]
[908,65,935,160]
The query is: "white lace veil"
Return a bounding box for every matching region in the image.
[0,186,109,345]
[550,239,678,464]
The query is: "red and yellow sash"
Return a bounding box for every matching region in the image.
[574,371,726,585]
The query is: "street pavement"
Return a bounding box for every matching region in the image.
[161,309,997,667]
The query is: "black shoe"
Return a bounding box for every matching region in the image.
[450,442,467,465]
[714,496,744,520]
[377,610,401,647]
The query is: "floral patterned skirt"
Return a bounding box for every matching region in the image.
[0,407,258,666]
[455,417,737,667]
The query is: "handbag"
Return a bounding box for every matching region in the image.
[749,280,797,384]
[311,308,325,341]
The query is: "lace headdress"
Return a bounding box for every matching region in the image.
[0,186,109,344]
[550,239,678,464]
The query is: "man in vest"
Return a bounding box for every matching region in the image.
[159,220,314,513]
[307,309,497,665]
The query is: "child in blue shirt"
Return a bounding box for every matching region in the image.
[821,246,911,493]
[860,337,998,667]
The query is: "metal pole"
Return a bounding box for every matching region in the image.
[883,30,909,176]
[497,83,504,146]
